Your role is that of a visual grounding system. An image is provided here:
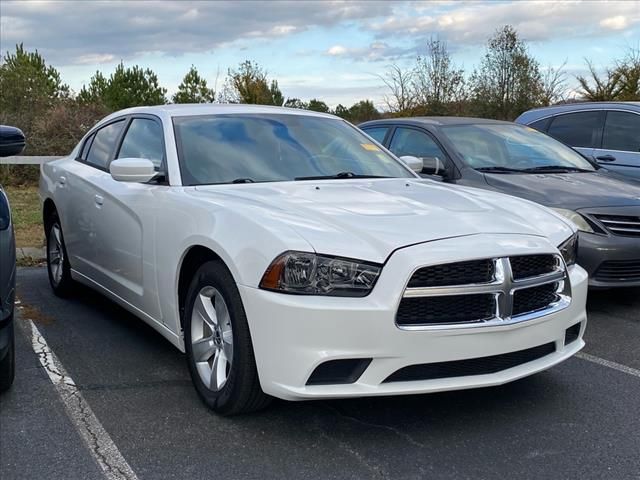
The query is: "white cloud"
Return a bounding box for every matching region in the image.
[600,15,628,31]
[327,45,347,56]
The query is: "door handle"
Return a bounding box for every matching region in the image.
[596,154,616,162]
[94,194,104,206]
[59,176,66,186]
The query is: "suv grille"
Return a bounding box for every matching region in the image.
[510,255,558,280]
[398,254,568,328]
[594,260,640,283]
[396,294,495,326]
[593,214,640,237]
[408,259,495,288]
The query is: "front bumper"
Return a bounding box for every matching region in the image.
[577,231,640,288]
[240,234,588,401]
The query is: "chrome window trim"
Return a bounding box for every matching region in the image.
[397,255,571,331]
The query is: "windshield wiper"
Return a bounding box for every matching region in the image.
[230,178,256,184]
[295,172,391,181]
[521,166,592,173]
[474,166,523,173]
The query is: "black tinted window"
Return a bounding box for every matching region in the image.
[603,111,640,152]
[389,128,446,161]
[118,118,165,169]
[529,118,550,132]
[363,127,388,144]
[547,111,602,148]
[86,120,125,169]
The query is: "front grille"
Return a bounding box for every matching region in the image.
[594,260,640,282]
[408,259,495,288]
[593,214,640,237]
[510,254,557,280]
[396,294,496,326]
[383,342,556,382]
[513,283,560,316]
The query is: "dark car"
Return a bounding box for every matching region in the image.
[0,125,25,392]
[359,117,640,288]
[515,102,640,180]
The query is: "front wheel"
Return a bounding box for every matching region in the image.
[46,214,74,297]
[184,260,271,415]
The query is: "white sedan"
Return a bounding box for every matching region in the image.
[40,105,588,414]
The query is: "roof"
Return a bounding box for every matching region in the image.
[516,101,640,123]
[360,116,514,127]
[106,103,338,119]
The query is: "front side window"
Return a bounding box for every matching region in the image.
[118,118,165,170]
[173,114,414,185]
[547,111,603,148]
[440,124,595,172]
[86,120,125,169]
[389,127,447,163]
[602,111,640,152]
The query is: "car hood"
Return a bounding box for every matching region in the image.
[483,171,640,210]
[194,179,574,263]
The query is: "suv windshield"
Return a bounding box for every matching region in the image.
[173,114,414,185]
[440,124,595,173]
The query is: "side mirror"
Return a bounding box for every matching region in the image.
[422,156,445,176]
[399,155,423,173]
[110,158,157,183]
[0,125,26,157]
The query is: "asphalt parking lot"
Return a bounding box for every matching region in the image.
[1,267,639,480]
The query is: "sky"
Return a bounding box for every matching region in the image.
[1,0,639,108]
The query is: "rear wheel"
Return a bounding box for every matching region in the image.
[46,213,74,297]
[184,260,271,415]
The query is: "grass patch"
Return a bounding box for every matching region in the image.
[4,185,43,248]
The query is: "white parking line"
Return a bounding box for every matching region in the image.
[576,352,640,379]
[28,319,139,480]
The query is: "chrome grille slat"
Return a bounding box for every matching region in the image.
[397,254,571,330]
[593,214,640,237]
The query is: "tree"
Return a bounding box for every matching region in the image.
[332,104,350,119]
[615,47,640,101]
[343,100,380,123]
[226,60,284,105]
[307,99,330,113]
[412,38,466,114]
[79,62,167,111]
[0,44,69,139]
[379,64,415,113]
[470,25,543,120]
[283,98,308,109]
[540,60,568,105]
[576,60,623,101]
[172,66,215,103]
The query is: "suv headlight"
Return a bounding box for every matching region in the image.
[551,208,593,233]
[259,251,381,297]
[558,233,578,266]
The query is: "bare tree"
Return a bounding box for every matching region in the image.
[540,60,568,105]
[379,64,415,113]
[412,38,466,114]
[576,60,623,101]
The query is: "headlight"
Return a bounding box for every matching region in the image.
[550,208,593,233]
[259,251,381,297]
[558,233,578,266]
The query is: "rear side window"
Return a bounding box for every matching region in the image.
[363,127,389,144]
[529,118,551,132]
[86,120,125,169]
[547,111,603,148]
[602,111,640,152]
[117,118,165,170]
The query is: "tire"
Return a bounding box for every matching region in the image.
[46,212,74,297]
[184,260,271,415]
[0,321,15,393]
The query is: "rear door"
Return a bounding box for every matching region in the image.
[546,110,604,159]
[594,110,640,179]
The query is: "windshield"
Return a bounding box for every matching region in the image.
[440,124,595,172]
[173,114,414,185]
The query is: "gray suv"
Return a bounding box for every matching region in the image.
[0,125,25,392]
[516,102,640,179]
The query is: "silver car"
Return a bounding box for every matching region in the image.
[0,125,25,392]
[516,102,640,180]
